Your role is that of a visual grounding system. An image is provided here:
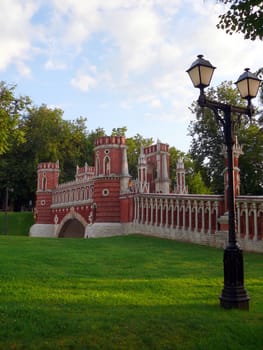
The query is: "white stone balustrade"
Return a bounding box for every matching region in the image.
[134,194,223,234]
[133,194,263,244]
[236,196,263,241]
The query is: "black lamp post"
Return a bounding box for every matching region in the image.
[187,55,261,310]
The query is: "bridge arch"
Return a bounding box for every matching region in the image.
[56,211,88,238]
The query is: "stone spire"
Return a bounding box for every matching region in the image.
[175,157,188,194]
[137,144,149,193]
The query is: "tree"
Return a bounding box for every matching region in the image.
[0,105,65,209]
[111,127,127,137]
[238,124,263,194]
[217,0,263,40]
[255,67,263,126]
[188,171,212,194]
[0,105,91,210]
[0,81,31,156]
[169,149,211,194]
[188,81,247,194]
[59,116,91,182]
[188,79,263,195]
[126,134,154,178]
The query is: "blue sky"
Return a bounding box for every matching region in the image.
[0,0,262,152]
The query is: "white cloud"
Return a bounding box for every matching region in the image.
[0,0,38,70]
[47,0,181,76]
[138,95,162,108]
[145,112,175,122]
[120,101,132,109]
[42,0,263,153]
[71,73,97,92]
[0,0,262,151]
[100,6,162,75]
[16,61,32,77]
[58,4,101,48]
[44,59,67,70]
[150,98,162,108]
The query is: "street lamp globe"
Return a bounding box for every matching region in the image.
[186,54,216,91]
[235,68,261,101]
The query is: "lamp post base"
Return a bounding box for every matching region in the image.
[219,244,250,310]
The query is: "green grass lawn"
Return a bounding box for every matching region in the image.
[0,235,262,350]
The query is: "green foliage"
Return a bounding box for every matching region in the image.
[255,68,263,123]
[188,171,212,194]
[0,212,34,236]
[0,105,91,209]
[22,104,65,162]
[0,235,262,350]
[126,133,154,178]
[239,124,263,194]
[188,79,263,195]
[188,81,247,194]
[217,0,263,40]
[111,126,127,136]
[169,149,211,194]
[86,127,106,165]
[0,81,31,156]
[59,116,91,182]
[110,127,154,180]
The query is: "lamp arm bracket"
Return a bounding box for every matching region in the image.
[198,93,253,126]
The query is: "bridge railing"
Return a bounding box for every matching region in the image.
[133,193,263,241]
[134,194,224,234]
[236,196,263,241]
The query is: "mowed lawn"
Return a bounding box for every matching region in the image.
[0,235,262,350]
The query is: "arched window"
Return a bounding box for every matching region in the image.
[89,186,92,199]
[42,174,47,190]
[104,156,111,175]
[96,156,100,176]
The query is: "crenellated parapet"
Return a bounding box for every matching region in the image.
[37,161,60,192]
[143,142,169,154]
[38,161,60,170]
[95,136,126,147]
[75,163,95,182]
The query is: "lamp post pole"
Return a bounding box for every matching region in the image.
[198,94,249,309]
[187,55,261,310]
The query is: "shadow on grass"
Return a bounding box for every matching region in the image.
[0,298,262,350]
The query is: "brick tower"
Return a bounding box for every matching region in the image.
[35,161,60,224]
[89,136,130,236]
[143,139,170,193]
